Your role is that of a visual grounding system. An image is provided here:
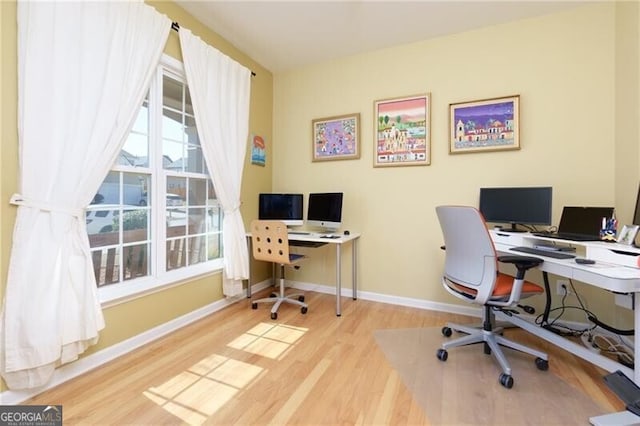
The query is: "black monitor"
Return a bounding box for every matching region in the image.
[258,193,304,226]
[479,186,552,232]
[633,183,640,226]
[307,192,343,231]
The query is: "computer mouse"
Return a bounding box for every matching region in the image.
[343,230,350,235]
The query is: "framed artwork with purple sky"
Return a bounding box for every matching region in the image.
[449,95,520,154]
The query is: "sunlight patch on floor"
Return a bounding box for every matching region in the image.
[141,322,308,424]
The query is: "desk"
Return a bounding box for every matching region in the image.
[246,232,360,316]
[490,230,640,384]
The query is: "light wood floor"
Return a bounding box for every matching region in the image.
[27,290,624,424]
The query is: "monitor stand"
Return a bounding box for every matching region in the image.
[500,223,526,233]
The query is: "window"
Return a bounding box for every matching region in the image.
[87,55,223,302]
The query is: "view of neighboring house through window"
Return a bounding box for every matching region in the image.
[86,55,222,292]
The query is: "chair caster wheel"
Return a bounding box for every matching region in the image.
[298,295,305,302]
[499,373,514,389]
[535,357,549,371]
[301,306,308,314]
[271,312,277,320]
[270,292,277,298]
[436,348,448,361]
[441,327,452,337]
[251,302,257,310]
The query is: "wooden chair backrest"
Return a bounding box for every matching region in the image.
[250,220,293,265]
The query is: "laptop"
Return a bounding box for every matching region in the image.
[535,206,614,241]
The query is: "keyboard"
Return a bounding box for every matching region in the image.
[289,231,310,235]
[532,232,600,242]
[510,246,576,259]
[289,240,326,248]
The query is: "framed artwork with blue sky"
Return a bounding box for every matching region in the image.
[449,95,520,154]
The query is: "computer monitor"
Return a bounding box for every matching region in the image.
[479,186,552,232]
[633,183,640,226]
[258,193,304,226]
[306,192,343,231]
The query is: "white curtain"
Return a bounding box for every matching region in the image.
[0,1,170,389]
[179,29,251,296]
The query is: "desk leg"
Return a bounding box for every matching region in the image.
[633,292,640,385]
[352,239,358,300]
[336,244,342,316]
[246,236,252,298]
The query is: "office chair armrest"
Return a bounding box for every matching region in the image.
[498,255,543,279]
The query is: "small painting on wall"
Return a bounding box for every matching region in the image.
[374,94,430,167]
[251,134,266,166]
[312,113,360,161]
[449,95,520,154]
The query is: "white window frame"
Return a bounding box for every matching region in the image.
[98,54,224,306]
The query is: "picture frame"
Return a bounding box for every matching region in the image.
[617,224,639,245]
[312,113,360,161]
[374,94,430,167]
[449,95,520,154]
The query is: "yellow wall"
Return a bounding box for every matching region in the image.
[0,0,273,390]
[274,3,639,328]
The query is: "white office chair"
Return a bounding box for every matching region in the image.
[250,220,308,320]
[435,205,549,388]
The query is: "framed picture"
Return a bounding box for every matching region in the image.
[374,94,430,167]
[312,113,360,161]
[617,224,639,245]
[449,95,520,154]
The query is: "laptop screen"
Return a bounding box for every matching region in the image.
[558,206,614,236]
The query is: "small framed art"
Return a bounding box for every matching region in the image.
[617,224,639,245]
[449,95,520,154]
[374,94,430,167]
[312,113,360,161]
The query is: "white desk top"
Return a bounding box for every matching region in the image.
[287,231,360,244]
[491,230,640,293]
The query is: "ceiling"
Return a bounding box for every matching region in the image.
[175,1,593,73]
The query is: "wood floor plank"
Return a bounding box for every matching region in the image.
[25,291,624,424]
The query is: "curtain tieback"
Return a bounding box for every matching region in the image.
[10,193,83,218]
[223,204,241,216]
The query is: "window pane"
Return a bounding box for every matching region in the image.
[188,208,206,236]
[163,139,184,171]
[167,208,187,235]
[123,172,149,206]
[185,145,205,173]
[163,75,183,110]
[188,236,206,265]
[162,108,184,143]
[167,176,186,202]
[123,243,149,280]
[86,208,119,235]
[207,234,222,260]
[188,179,207,206]
[121,133,149,168]
[131,102,149,134]
[185,115,199,146]
[92,247,120,286]
[93,171,120,205]
[166,237,186,270]
[122,209,149,244]
[185,87,194,115]
[207,206,222,233]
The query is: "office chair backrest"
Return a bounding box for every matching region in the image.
[250,220,292,265]
[436,205,497,304]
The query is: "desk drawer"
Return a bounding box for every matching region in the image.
[587,246,640,268]
[490,230,526,246]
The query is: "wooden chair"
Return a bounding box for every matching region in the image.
[250,219,308,320]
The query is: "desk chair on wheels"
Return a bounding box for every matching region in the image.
[435,205,549,388]
[250,220,308,320]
